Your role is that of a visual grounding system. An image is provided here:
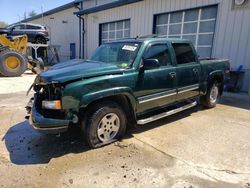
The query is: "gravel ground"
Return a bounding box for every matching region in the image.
[0,74,250,188]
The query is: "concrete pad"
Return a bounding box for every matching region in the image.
[0,74,250,187]
[131,93,250,184]
[0,71,36,94]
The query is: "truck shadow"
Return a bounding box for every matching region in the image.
[3,106,202,165]
[218,93,250,111]
[3,121,89,165]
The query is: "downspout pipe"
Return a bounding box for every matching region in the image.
[78,15,82,59]
[76,15,85,59]
[74,3,83,59]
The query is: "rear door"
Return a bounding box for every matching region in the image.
[135,42,177,113]
[171,42,201,100]
[25,24,42,42]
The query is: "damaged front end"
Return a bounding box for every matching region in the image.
[26,76,71,133]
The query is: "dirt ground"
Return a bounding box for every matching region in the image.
[0,73,250,188]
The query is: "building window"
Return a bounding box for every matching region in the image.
[100,19,130,44]
[154,5,217,58]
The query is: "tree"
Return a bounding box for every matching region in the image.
[0,21,8,28]
[23,12,27,20]
[28,10,37,18]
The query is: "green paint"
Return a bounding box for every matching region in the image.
[31,37,230,131]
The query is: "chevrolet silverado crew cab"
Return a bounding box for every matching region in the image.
[27,36,230,148]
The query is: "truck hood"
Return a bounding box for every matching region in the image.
[37,59,124,84]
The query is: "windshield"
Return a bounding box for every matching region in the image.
[89,42,141,68]
[6,24,14,29]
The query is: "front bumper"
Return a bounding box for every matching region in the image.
[28,96,69,134]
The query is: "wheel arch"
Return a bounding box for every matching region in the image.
[79,89,137,131]
[208,70,225,95]
[34,34,47,44]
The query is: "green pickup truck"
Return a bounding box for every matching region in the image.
[27,36,230,148]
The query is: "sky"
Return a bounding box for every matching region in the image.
[0,0,73,24]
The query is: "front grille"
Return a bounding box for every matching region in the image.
[42,109,66,119]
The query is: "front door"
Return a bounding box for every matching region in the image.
[135,43,177,114]
[11,24,25,36]
[172,42,201,100]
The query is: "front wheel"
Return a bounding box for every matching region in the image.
[200,82,219,108]
[83,102,127,148]
[0,49,27,77]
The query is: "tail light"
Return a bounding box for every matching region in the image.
[44,27,49,34]
[225,64,231,74]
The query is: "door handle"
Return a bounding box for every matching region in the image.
[193,68,199,75]
[169,72,176,79]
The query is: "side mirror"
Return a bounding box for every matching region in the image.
[140,59,160,71]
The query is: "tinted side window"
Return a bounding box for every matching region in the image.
[26,25,41,29]
[144,44,171,66]
[13,24,25,30]
[172,43,196,64]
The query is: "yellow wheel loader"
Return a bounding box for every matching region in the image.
[0,34,44,77]
[0,34,28,77]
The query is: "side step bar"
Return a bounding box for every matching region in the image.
[137,100,197,125]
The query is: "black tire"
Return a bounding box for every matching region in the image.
[35,36,47,44]
[83,101,127,148]
[200,82,219,108]
[0,49,27,77]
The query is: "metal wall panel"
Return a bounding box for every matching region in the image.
[84,0,250,90]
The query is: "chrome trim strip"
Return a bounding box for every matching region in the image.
[137,101,197,125]
[138,84,200,104]
[178,86,199,94]
[138,90,177,104]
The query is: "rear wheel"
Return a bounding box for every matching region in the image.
[35,36,46,44]
[0,49,27,77]
[200,82,219,108]
[83,101,127,148]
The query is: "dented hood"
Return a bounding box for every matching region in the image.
[36,59,124,84]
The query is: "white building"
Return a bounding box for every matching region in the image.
[21,0,250,91]
[75,0,250,91]
[21,1,81,61]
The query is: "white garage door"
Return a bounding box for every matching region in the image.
[155,5,218,58]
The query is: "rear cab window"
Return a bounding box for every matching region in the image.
[172,43,197,65]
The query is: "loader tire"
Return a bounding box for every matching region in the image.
[0,49,27,77]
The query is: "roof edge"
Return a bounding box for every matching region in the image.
[19,1,80,23]
[75,0,143,15]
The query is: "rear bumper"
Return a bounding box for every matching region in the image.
[28,97,69,134]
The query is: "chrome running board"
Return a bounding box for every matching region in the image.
[137,100,197,125]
